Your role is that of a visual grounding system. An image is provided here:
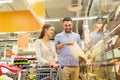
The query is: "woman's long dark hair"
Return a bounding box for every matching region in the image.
[38,23,54,39]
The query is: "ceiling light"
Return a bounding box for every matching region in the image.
[27,0,44,3]
[8,39,17,40]
[14,32,27,34]
[68,4,82,12]
[0,0,13,3]
[0,32,7,34]
[44,15,108,22]
[44,19,60,22]
[0,39,3,41]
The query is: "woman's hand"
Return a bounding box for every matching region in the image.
[52,63,60,69]
[49,62,60,69]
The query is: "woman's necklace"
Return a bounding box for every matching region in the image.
[47,44,52,51]
[42,39,52,51]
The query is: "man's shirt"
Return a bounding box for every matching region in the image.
[55,31,81,66]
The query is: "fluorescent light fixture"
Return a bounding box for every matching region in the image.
[72,16,97,20]
[8,39,17,40]
[102,16,108,18]
[14,32,27,34]
[0,32,7,34]
[72,15,108,20]
[44,15,108,22]
[39,18,45,23]
[0,0,13,3]
[44,19,60,22]
[27,0,43,3]
[0,39,3,41]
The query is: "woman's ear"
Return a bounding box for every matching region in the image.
[45,29,47,32]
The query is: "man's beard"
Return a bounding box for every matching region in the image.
[65,29,71,33]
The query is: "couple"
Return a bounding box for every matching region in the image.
[35,17,82,80]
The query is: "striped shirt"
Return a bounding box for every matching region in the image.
[55,31,81,66]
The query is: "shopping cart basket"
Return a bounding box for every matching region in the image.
[19,65,63,80]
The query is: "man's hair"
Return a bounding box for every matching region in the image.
[63,17,72,22]
[96,17,104,21]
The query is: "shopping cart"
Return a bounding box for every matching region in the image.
[18,65,63,80]
[0,63,21,80]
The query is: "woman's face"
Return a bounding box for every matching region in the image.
[46,26,55,38]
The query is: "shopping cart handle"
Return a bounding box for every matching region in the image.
[22,66,51,69]
[22,65,64,69]
[35,66,49,68]
[35,65,64,69]
[22,66,32,69]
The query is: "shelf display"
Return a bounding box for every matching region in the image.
[14,57,30,65]
[79,2,120,79]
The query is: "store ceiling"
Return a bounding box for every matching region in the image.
[0,0,28,11]
[44,0,120,33]
[0,0,120,56]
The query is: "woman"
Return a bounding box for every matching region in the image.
[35,23,59,68]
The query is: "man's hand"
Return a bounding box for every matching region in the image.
[79,57,86,63]
[56,44,64,51]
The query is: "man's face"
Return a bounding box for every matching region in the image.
[63,21,72,33]
[95,19,104,32]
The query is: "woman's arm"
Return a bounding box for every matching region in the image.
[35,39,48,65]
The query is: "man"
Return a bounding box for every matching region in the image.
[55,17,82,80]
[89,18,105,46]
[89,18,109,61]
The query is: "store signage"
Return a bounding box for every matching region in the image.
[18,33,29,50]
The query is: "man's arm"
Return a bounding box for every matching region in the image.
[77,34,82,48]
[55,35,64,52]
